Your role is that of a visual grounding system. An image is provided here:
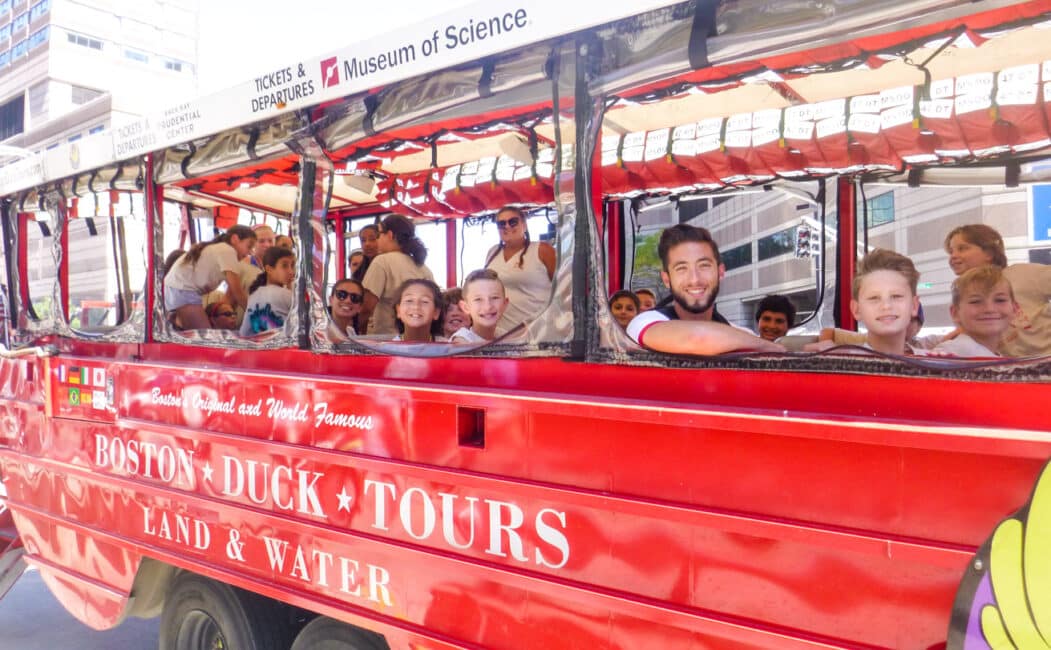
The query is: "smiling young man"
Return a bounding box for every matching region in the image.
[754,294,796,341]
[626,224,783,355]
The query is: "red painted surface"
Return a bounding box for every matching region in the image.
[445,218,458,288]
[0,348,1047,648]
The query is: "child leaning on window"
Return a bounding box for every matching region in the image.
[849,249,922,356]
[451,269,509,343]
[935,265,1017,357]
[240,247,295,336]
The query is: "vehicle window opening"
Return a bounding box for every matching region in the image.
[21,197,57,331]
[154,186,299,349]
[586,36,1051,369]
[304,50,579,358]
[65,189,147,335]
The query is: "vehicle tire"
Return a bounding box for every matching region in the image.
[159,572,297,650]
[290,616,388,650]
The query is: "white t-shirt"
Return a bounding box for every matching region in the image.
[240,285,293,336]
[361,251,434,335]
[626,306,751,346]
[165,243,240,294]
[326,318,356,342]
[934,333,998,357]
[450,327,487,343]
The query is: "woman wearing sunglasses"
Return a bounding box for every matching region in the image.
[484,206,556,334]
[327,278,365,342]
[205,300,239,331]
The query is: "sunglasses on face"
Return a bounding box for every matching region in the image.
[215,310,236,318]
[334,289,363,303]
[495,216,521,229]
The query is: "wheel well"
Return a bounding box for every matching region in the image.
[124,560,317,636]
[124,557,178,620]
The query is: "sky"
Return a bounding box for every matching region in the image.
[197,1,475,95]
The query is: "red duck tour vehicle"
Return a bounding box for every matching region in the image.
[2,1,1051,648]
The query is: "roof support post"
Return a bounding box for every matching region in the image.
[445,219,457,289]
[145,154,159,344]
[58,201,69,325]
[835,176,857,331]
[606,200,623,296]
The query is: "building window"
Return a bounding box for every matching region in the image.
[0,0,11,16]
[12,11,26,31]
[679,195,733,221]
[29,0,49,21]
[67,31,103,50]
[71,85,102,105]
[866,192,895,227]
[28,80,47,119]
[757,227,798,261]
[722,242,752,271]
[164,59,182,72]
[11,38,26,58]
[27,25,46,49]
[124,48,148,63]
[0,24,10,41]
[88,124,104,134]
[0,49,9,68]
[68,134,81,142]
[0,94,24,140]
[46,142,59,150]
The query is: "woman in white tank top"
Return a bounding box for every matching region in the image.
[484,207,556,334]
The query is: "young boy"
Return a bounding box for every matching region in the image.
[935,265,1016,357]
[451,269,509,343]
[441,288,471,338]
[753,294,796,341]
[635,289,657,312]
[850,248,921,355]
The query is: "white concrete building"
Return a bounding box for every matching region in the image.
[0,0,199,157]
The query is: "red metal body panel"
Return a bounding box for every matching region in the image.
[0,348,1046,648]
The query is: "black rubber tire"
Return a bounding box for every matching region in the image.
[159,572,296,650]
[290,616,388,650]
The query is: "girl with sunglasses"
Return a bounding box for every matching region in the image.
[483,206,556,334]
[328,278,365,342]
[205,301,239,330]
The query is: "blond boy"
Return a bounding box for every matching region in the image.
[935,265,1016,357]
[850,249,921,355]
[451,269,509,343]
